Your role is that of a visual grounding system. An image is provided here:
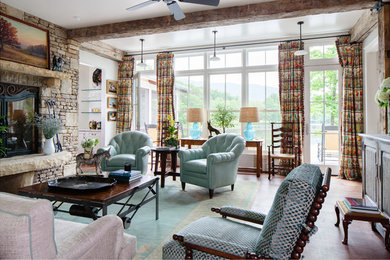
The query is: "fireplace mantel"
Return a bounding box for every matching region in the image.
[0,60,71,81]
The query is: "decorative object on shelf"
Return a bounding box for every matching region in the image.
[106,80,118,94]
[108,111,117,121]
[239,107,259,141]
[211,104,236,133]
[91,108,100,112]
[97,121,101,130]
[76,148,111,175]
[375,77,390,107]
[34,113,62,155]
[165,115,179,148]
[92,68,102,85]
[294,21,308,56]
[210,30,220,62]
[89,120,97,130]
[81,138,98,159]
[0,13,49,69]
[52,55,63,72]
[187,108,204,139]
[207,121,220,139]
[107,97,117,109]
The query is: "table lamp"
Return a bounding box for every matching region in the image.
[187,108,204,139]
[239,107,259,141]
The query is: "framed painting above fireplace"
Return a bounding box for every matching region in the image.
[0,13,50,69]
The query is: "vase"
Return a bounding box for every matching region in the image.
[43,137,55,155]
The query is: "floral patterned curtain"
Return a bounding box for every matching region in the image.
[156,52,175,145]
[116,56,134,133]
[278,41,305,166]
[336,36,363,180]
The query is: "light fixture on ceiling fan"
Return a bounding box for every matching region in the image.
[295,21,308,56]
[210,30,220,62]
[138,39,147,67]
[126,0,220,21]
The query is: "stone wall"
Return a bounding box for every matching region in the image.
[0,3,80,170]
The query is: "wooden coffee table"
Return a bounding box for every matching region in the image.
[18,175,159,229]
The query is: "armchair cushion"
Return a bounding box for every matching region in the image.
[220,206,267,224]
[106,154,136,168]
[182,159,207,174]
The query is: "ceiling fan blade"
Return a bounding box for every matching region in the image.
[179,0,219,7]
[167,1,185,20]
[126,0,160,11]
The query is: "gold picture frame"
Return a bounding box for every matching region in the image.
[107,97,117,109]
[106,80,118,94]
[107,111,117,121]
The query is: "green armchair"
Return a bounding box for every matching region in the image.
[178,134,246,198]
[163,164,331,260]
[97,131,152,174]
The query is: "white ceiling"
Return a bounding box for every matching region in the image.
[2,0,365,53]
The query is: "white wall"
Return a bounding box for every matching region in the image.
[363,28,381,134]
[79,50,119,145]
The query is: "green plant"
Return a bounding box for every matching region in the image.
[211,105,236,133]
[0,115,8,156]
[34,114,62,139]
[375,77,390,107]
[165,115,178,146]
[81,138,99,148]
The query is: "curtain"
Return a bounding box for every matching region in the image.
[116,56,134,133]
[278,41,305,166]
[156,52,175,145]
[336,36,363,180]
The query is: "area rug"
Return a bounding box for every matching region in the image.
[55,177,260,259]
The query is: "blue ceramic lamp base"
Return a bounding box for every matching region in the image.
[190,122,201,139]
[244,122,255,141]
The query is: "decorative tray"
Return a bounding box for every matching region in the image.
[48,176,117,192]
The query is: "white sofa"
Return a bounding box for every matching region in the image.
[0,192,137,259]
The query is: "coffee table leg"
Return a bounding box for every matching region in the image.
[156,179,159,220]
[335,204,340,227]
[342,218,352,245]
[102,205,108,216]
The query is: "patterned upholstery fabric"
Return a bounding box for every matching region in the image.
[255,164,323,259]
[162,216,260,259]
[220,206,267,224]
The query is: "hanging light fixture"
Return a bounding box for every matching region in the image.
[295,21,308,56]
[210,30,220,62]
[138,38,147,67]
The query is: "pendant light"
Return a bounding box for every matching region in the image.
[210,30,220,62]
[295,21,308,56]
[138,39,147,67]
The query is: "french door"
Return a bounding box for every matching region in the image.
[304,65,342,172]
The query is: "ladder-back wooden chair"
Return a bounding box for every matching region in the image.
[268,122,298,180]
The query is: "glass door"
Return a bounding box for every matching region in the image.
[304,66,341,171]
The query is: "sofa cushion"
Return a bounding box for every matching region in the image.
[182,159,207,174]
[107,154,136,168]
[255,164,323,259]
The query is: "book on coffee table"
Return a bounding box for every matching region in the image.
[343,197,379,214]
[109,170,142,183]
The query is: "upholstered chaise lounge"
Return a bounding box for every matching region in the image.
[98,131,152,174]
[162,164,331,259]
[0,192,137,259]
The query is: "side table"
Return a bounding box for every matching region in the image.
[335,200,390,251]
[152,147,180,188]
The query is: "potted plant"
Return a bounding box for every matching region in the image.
[81,138,99,159]
[211,105,236,133]
[35,114,62,155]
[165,115,178,148]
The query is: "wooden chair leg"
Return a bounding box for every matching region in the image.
[231,184,234,191]
[209,189,214,199]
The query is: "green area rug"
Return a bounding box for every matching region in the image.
[55,178,259,259]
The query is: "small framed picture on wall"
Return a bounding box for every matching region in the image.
[107,97,117,109]
[106,80,118,94]
[107,111,117,121]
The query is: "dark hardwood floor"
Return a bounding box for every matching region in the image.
[238,172,390,260]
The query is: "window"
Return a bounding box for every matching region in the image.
[135,59,155,72]
[175,55,204,71]
[247,49,278,66]
[209,52,242,69]
[309,44,337,60]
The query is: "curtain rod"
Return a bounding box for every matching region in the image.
[125,34,350,57]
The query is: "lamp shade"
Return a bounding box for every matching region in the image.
[187,108,204,123]
[239,107,259,123]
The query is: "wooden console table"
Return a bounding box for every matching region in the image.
[180,138,263,177]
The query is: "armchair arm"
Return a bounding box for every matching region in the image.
[136,146,151,157]
[178,148,205,162]
[207,152,236,164]
[212,207,267,225]
[97,145,117,156]
[173,233,249,259]
[57,215,124,259]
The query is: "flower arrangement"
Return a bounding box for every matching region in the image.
[34,114,62,139]
[375,77,390,107]
[165,115,178,147]
[81,138,99,149]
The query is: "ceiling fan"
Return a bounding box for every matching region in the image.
[126,0,220,21]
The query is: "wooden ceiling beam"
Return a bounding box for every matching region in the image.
[68,0,376,42]
[350,10,378,42]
